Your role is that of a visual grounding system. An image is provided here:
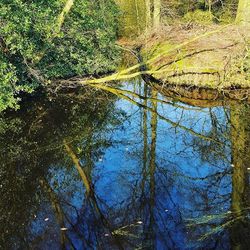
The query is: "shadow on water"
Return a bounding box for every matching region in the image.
[0,80,249,249]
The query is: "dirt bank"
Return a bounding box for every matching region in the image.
[119,24,250,89]
[143,24,250,89]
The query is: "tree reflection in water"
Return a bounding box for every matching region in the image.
[0,81,249,249]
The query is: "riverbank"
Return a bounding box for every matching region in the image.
[48,24,250,106]
[118,24,250,90]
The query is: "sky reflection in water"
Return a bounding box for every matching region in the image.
[0,81,249,250]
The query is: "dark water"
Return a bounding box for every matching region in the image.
[0,81,249,250]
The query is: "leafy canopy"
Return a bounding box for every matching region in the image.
[0,0,120,111]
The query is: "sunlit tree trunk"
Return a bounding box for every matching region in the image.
[208,0,212,18]
[153,0,161,28]
[145,0,152,29]
[236,0,250,25]
[115,0,148,37]
[34,0,75,63]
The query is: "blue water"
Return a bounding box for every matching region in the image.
[0,81,249,249]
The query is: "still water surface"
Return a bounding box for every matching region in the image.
[0,81,249,249]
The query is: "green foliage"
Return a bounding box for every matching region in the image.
[0,0,120,111]
[177,0,206,15]
[162,0,238,24]
[183,10,213,24]
[0,54,19,111]
[217,9,235,23]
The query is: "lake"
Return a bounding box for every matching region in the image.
[0,80,249,249]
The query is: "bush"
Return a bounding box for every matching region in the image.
[0,0,120,111]
[183,10,213,25]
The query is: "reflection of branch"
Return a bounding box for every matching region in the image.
[40,178,76,249]
[84,83,222,145]
[167,70,220,80]
[63,140,91,195]
[158,165,231,182]
[28,109,48,135]
[186,210,249,242]
[141,84,148,195]
[99,85,207,112]
[63,140,125,249]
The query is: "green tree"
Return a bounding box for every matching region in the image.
[0,0,120,111]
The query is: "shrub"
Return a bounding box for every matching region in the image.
[0,0,120,111]
[183,10,213,25]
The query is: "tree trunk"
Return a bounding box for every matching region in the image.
[236,0,250,25]
[145,0,152,29]
[153,0,161,28]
